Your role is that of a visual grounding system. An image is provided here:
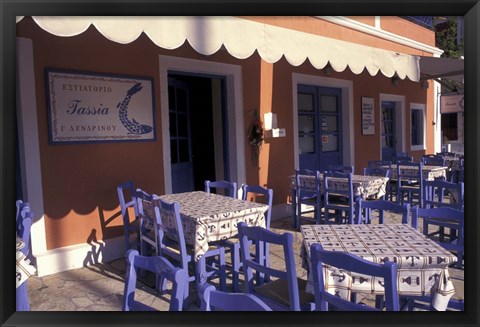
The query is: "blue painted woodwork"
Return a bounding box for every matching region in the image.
[16,200,33,311]
[122,249,187,311]
[381,101,396,162]
[323,171,355,224]
[199,283,272,311]
[412,206,464,269]
[204,180,237,198]
[237,223,314,311]
[298,84,343,172]
[117,181,141,252]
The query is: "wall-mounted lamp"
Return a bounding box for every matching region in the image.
[421,80,429,90]
[391,75,400,87]
[323,64,333,76]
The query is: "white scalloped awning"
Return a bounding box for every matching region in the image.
[16,16,420,81]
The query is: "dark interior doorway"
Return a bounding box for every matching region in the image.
[169,73,226,192]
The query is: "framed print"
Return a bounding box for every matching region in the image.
[45,69,156,144]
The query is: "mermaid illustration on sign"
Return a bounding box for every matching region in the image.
[117,82,153,135]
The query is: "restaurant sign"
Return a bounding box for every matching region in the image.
[440,93,464,114]
[46,69,155,144]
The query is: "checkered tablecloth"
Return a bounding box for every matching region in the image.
[159,191,268,261]
[301,224,458,311]
[290,174,388,199]
[387,164,447,181]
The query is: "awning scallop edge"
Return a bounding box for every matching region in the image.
[16,16,420,82]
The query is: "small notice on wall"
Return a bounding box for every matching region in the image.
[46,69,155,144]
[361,97,375,135]
[440,93,464,114]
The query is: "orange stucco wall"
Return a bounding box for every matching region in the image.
[16,16,436,250]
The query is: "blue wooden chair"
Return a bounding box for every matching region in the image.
[16,200,32,256]
[238,223,314,311]
[323,171,356,224]
[422,154,446,169]
[436,151,457,158]
[122,249,188,311]
[136,190,226,303]
[363,167,391,178]
[199,283,272,311]
[396,160,424,208]
[423,180,464,252]
[367,160,392,169]
[423,180,464,210]
[328,164,354,174]
[392,152,413,164]
[117,181,141,252]
[411,206,464,269]
[155,197,227,304]
[16,200,33,311]
[219,184,273,292]
[295,169,322,229]
[356,199,410,225]
[310,243,399,311]
[458,155,464,183]
[205,180,237,198]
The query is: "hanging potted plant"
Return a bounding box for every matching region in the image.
[247,109,264,166]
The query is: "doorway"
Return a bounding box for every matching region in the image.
[297,85,343,172]
[381,101,396,161]
[168,73,228,193]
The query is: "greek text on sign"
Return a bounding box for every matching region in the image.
[46,69,155,143]
[361,97,375,135]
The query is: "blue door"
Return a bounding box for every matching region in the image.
[381,101,396,161]
[297,85,343,172]
[169,78,194,193]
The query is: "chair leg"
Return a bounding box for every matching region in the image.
[231,243,241,292]
[218,248,227,291]
[156,273,169,294]
[292,189,297,229]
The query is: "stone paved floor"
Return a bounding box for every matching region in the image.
[26,211,464,311]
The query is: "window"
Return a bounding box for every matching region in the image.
[410,103,425,150]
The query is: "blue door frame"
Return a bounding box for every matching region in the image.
[297,85,343,172]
